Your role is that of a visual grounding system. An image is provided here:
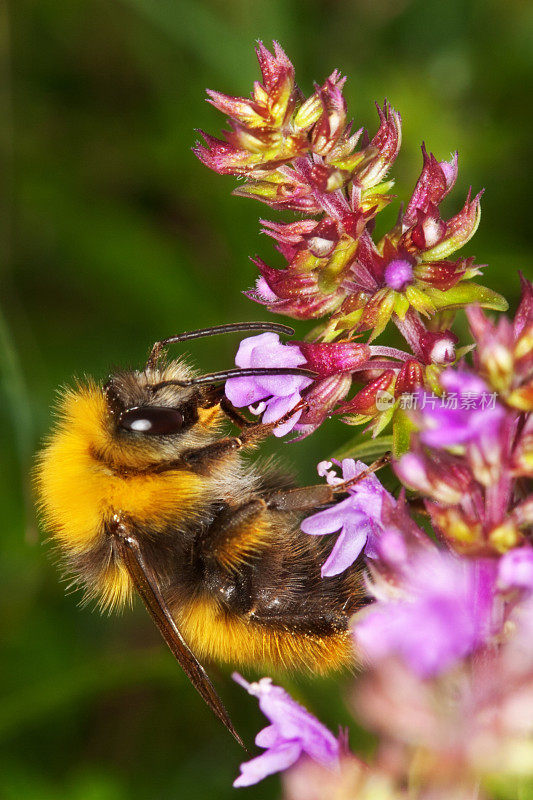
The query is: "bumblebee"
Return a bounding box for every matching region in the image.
[36,322,378,747]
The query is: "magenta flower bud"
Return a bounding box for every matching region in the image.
[394,450,472,505]
[246,258,345,320]
[408,207,448,251]
[253,276,278,303]
[295,341,370,378]
[303,218,340,258]
[498,547,533,591]
[384,259,414,291]
[232,674,339,787]
[440,153,458,187]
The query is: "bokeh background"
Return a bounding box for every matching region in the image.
[2,0,533,797]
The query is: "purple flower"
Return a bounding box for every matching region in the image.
[232,673,339,787]
[416,369,506,449]
[498,546,533,591]
[384,258,413,291]
[225,333,313,436]
[354,551,497,677]
[300,459,394,577]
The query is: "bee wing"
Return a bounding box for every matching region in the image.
[115,532,246,750]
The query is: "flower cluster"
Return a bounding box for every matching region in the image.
[395,281,533,555]
[230,283,530,794]
[196,41,508,440]
[195,41,533,800]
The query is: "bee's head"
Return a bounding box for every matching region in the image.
[35,354,226,573]
[99,358,224,468]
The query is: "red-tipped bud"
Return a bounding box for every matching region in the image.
[193,132,257,176]
[423,189,483,261]
[255,40,294,91]
[356,102,402,188]
[246,258,345,319]
[294,373,353,438]
[311,74,347,156]
[295,341,371,378]
[403,144,458,229]
[394,359,424,396]
[336,370,396,415]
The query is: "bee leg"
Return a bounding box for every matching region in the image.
[202,499,268,574]
[223,395,311,445]
[179,414,291,473]
[109,517,246,749]
[219,397,256,430]
[247,605,349,636]
[265,484,335,511]
[265,453,392,512]
[178,432,264,474]
[180,400,310,473]
[198,388,256,429]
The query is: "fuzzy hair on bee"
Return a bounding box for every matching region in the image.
[35,322,373,747]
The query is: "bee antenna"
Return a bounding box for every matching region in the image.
[146,322,295,370]
[150,366,317,392]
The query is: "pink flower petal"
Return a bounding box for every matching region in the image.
[321,525,368,577]
[233,742,302,787]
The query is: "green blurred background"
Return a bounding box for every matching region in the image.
[2,0,532,797]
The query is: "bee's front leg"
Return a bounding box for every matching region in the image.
[179,401,309,474]
[200,386,256,430]
[264,453,392,512]
[219,397,257,430]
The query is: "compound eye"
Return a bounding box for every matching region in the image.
[119,407,184,435]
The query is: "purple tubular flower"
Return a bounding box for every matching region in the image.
[416,369,506,449]
[301,459,394,577]
[225,333,313,437]
[498,546,533,591]
[354,552,497,677]
[232,674,339,788]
